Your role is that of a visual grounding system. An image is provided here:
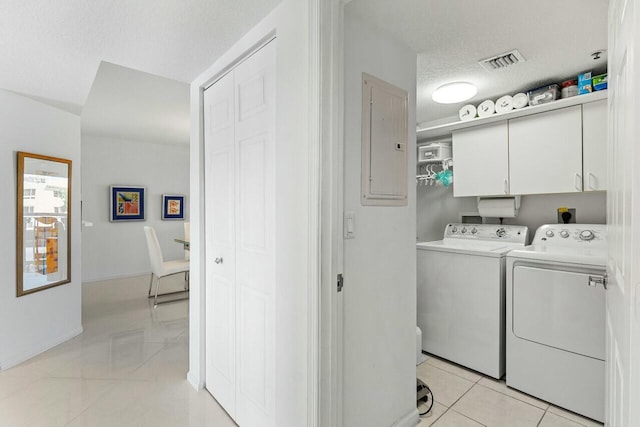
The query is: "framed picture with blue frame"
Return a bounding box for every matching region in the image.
[110,185,145,222]
[162,194,185,220]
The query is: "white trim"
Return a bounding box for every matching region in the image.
[82,271,151,284]
[188,54,206,392]
[0,326,83,371]
[202,32,276,91]
[319,0,345,426]
[187,371,205,390]
[308,0,321,426]
[391,409,420,427]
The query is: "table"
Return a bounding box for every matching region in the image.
[174,238,190,251]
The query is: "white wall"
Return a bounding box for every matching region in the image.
[416,185,477,241]
[417,187,606,242]
[0,90,82,370]
[189,1,313,425]
[343,10,418,427]
[81,135,189,282]
[502,192,606,232]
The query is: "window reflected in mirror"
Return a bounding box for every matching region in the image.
[17,152,71,296]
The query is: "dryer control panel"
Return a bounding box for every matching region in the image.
[533,224,607,248]
[443,223,529,244]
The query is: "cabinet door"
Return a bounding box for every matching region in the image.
[509,105,583,195]
[452,121,509,197]
[582,100,607,191]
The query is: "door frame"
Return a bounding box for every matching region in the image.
[606,0,640,424]
[318,0,346,426]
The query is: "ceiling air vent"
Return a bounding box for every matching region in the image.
[479,49,526,71]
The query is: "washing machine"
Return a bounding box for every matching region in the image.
[506,224,607,423]
[417,223,529,379]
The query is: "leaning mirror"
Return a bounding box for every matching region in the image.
[17,152,72,296]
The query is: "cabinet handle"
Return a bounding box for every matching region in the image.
[504,179,508,194]
[575,173,583,191]
[588,172,597,190]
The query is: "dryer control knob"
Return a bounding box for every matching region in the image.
[496,228,506,238]
[461,227,467,234]
[451,226,458,233]
[580,230,595,241]
[545,230,555,238]
[471,227,478,234]
[560,230,570,238]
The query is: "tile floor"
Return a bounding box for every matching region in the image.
[0,275,236,427]
[417,355,604,427]
[0,274,606,427]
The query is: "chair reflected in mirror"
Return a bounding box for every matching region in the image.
[143,226,189,308]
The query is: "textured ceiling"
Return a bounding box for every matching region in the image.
[82,62,189,145]
[0,0,280,112]
[346,0,609,127]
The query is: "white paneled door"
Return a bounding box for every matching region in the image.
[204,40,276,427]
[606,0,640,425]
[204,67,237,418]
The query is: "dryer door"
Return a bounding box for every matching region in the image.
[512,265,605,360]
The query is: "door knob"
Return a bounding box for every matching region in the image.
[214,257,223,264]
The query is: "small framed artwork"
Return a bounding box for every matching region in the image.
[162,194,185,220]
[110,185,145,222]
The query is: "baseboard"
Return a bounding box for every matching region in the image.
[82,271,150,284]
[391,408,420,427]
[187,370,205,390]
[1,325,83,371]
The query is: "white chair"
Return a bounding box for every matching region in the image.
[144,226,190,308]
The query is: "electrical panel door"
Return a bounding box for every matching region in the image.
[361,73,408,206]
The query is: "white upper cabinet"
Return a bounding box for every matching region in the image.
[508,105,583,195]
[452,122,509,197]
[582,100,607,191]
[442,95,608,197]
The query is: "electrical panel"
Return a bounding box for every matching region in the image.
[361,73,408,206]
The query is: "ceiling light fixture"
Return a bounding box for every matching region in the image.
[432,82,478,104]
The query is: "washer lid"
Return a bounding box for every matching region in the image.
[417,239,526,257]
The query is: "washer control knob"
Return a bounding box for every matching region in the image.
[496,228,506,238]
[579,230,595,241]
[545,230,555,238]
[471,227,478,234]
[461,227,467,234]
[451,226,458,233]
[560,230,570,238]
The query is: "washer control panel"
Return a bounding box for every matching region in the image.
[444,223,529,244]
[534,224,607,248]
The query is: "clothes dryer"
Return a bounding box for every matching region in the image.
[506,224,607,422]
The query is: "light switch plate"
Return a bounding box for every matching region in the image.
[344,211,355,239]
